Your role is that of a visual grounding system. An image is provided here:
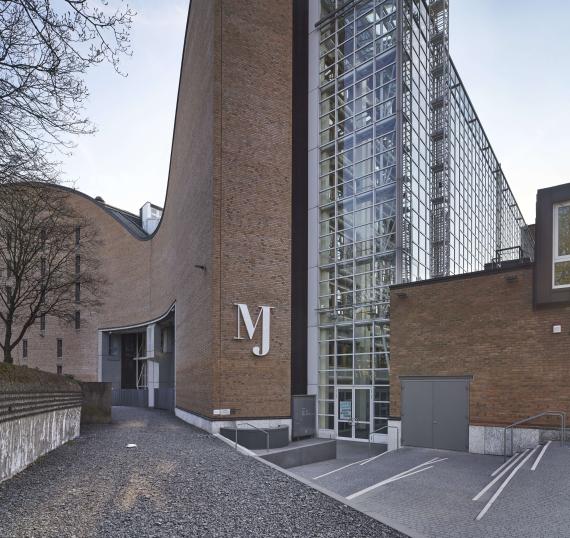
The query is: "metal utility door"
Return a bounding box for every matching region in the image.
[401,378,469,452]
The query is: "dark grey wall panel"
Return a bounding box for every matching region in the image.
[535,183,570,305]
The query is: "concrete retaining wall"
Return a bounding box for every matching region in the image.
[0,407,80,482]
[0,364,82,483]
[80,382,112,424]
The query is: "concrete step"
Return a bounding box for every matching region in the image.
[257,439,337,469]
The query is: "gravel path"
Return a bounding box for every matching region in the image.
[0,407,404,538]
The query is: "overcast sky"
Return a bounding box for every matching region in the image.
[64,0,569,224]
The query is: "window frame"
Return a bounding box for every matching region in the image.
[553,201,570,289]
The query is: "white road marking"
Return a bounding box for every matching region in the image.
[473,450,528,501]
[346,457,447,500]
[531,441,552,471]
[475,445,540,521]
[491,452,519,477]
[312,456,376,480]
[359,450,392,466]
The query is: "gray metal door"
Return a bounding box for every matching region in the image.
[401,378,469,452]
[401,380,433,448]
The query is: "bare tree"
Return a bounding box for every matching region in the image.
[0,0,134,184]
[0,184,105,363]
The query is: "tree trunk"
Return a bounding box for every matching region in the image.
[3,322,13,363]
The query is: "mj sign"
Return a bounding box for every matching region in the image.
[234,303,273,357]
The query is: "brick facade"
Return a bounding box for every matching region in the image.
[8,0,294,422]
[390,265,570,427]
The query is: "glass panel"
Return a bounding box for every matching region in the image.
[354,388,370,439]
[355,422,369,440]
[554,261,570,287]
[557,205,570,256]
[354,389,370,421]
[374,418,388,432]
[319,415,335,430]
[338,388,353,438]
[338,422,352,438]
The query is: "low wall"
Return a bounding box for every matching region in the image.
[80,382,112,424]
[469,425,567,455]
[0,364,82,483]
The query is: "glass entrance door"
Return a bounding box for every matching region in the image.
[336,387,371,441]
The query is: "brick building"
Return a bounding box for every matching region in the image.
[389,183,570,454]
[5,0,549,444]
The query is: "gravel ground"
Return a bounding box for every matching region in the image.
[0,407,405,538]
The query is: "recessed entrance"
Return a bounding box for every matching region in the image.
[336,387,371,441]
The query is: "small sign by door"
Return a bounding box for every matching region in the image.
[339,401,352,421]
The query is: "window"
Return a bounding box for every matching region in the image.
[75,282,81,303]
[553,201,570,288]
[57,338,63,359]
[75,226,81,246]
[23,339,28,359]
[40,314,46,332]
[57,365,62,375]
[75,255,81,275]
[75,310,81,330]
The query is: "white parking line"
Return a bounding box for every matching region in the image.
[491,452,519,477]
[346,457,447,500]
[359,449,392,466]
[312,456,375,480]
[531,441,552,471]
[475,446,539,521]
[473,450,528,501]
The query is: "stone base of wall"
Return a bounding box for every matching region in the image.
[386,421,564,455]
[469,425,565,455]
[1,407,81,483]
[174,407,292,441]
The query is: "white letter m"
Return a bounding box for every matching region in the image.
[234,303,272,357]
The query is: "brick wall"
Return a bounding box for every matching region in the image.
[212,0,292,418]
[390,265,570,427]
[9,0,294,422]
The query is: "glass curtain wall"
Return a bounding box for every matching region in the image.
[447,60,532,274]
[316,0,534,436]
[317,0,396,434]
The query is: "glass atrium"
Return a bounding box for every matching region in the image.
[314,0,534,439]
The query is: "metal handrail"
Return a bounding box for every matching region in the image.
[368,424,400,455]
[234,421,271,451]
[503,411,566,461]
